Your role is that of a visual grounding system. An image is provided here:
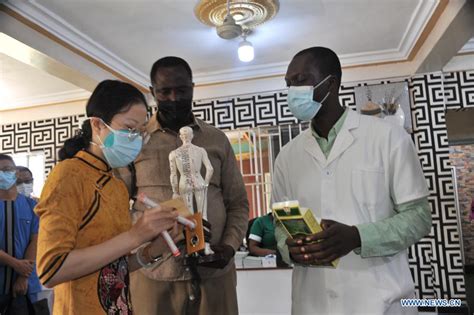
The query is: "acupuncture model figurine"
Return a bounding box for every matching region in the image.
[169,126,214,255]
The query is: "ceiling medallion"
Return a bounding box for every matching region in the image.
[195,0,280,30]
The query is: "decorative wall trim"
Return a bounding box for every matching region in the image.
[406,0,449,61]
[194,62,289,86]
[443,71,474,109]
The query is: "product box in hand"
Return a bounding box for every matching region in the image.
[272,200,338,268]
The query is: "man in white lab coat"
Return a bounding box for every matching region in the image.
[273,47,432,315]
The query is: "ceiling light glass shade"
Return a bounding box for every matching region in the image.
[238,40,254,62]
[233,13,244,21]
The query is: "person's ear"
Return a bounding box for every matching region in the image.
[327,75,335,88]
[89,118,104,135]
[328,75,339,93]
[149,85,155,98]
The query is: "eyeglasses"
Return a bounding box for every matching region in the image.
[119,128,147,142]
[100,119,147,142]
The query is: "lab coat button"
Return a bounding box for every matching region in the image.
[328,290,338,299]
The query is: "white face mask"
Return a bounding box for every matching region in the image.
[17,182,34,196]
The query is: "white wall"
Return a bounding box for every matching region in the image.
[237,269,292,315]
[443,54,474,72]
[0,99,87,125]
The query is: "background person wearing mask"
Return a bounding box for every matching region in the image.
[16,166,35,200]
[0,154,42,310]
[34,80,179,315]
[120,56,249,315]
[273,47,432,315]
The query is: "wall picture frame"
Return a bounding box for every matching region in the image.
[354,81,413,133]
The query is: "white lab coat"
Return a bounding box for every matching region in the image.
[272,110,428,315]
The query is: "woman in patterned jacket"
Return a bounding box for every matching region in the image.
[35,80,178,315]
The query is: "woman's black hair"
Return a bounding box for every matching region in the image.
[58,80,147,161]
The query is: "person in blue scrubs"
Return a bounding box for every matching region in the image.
[0,154,42,309]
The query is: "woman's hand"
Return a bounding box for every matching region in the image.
[147,223,184,258]
[128,206,178,247]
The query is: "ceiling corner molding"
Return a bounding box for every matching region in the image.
[0,89,91,111]
[337,48,403,67]
[4,0,149,88]
[325,0,442,67]
[398,0,441,60]
[194,61,288,85]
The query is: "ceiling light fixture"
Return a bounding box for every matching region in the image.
[216,0,242,40]
[233,13,245,21]
[195,0,279,29]
[195,0,279,63]
[238,35,254,62]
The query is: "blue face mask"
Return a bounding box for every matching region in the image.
[0,171,17,190]
[95,121,143,168]
[287,75,331,121]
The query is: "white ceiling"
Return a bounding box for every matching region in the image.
[0,53,89,110]
[7,0,440,86]
[36,0,418,71]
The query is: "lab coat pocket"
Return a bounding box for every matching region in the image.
[351,168,385,214]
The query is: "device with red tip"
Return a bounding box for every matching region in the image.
[137,193,181,257]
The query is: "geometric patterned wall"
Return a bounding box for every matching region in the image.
[444,71,474,110]
[0,115,85,176]
[1,70,473,300]
[409,72,467,300]
[193,92,297,130]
